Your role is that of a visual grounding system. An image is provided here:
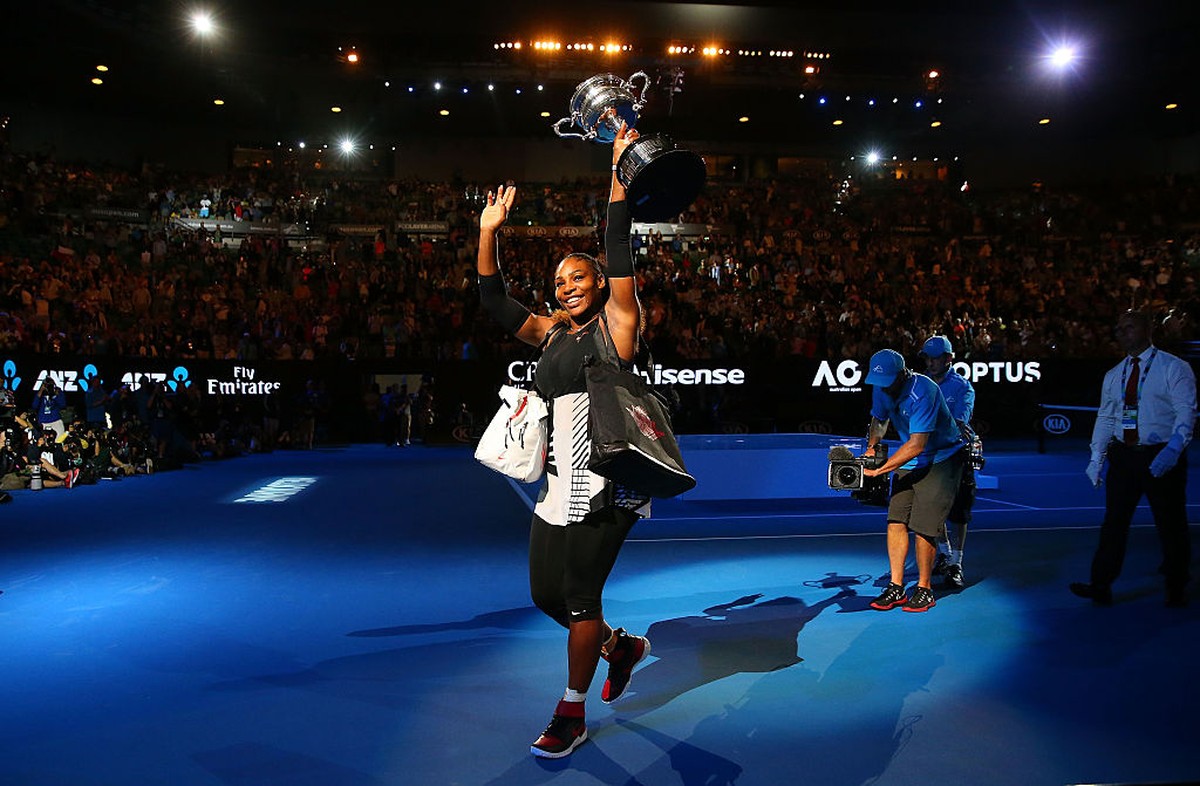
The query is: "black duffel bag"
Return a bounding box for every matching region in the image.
[584,317,695,498]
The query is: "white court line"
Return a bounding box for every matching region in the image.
[628,522,1197,544]
[974,496,1040,510]
[645,502,1200,524]
[506,477,537,512]
[987,472,1089,478]
[506,478,1199,521]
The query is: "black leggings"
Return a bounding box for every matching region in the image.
[529,507,638,627]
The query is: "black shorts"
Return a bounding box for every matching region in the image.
[528,506,638,627]
[947,464,976,525]
[887,450,966,538]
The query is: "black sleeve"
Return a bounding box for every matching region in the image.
[477,273,531,334]
[604,200,634,278]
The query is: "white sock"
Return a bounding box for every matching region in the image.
[949,549,963,567]
[562,689,587,703]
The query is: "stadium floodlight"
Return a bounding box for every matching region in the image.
[190,11,215,36]
[340,139,355,155]
[865,151,881,165]
[1049,45,1077,69]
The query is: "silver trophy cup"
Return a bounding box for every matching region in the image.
[553,72,705,222]
[552,72,650,143]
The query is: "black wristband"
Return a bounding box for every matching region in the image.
[604,200,634,278]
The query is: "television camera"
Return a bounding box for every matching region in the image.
[828,443,890,505]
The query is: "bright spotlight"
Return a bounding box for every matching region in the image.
[340,139,355,154]
[1049,45,1077,69]
[190,11,215,36]
[865,151,881,165]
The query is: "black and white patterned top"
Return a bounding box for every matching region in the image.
[533,319,650,525]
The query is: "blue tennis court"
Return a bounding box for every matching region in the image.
[0,439,1196,786]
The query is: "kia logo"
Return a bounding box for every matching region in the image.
[798,420,833,434]
[1042,414,1072,435]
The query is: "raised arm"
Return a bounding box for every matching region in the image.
[602,123,641,361]
[476,183,554,346]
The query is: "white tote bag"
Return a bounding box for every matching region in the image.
[475,384,549,483]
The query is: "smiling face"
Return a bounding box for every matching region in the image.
[554,255,606,324]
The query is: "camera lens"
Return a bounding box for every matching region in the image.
[836,465,860,486]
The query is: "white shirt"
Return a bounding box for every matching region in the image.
[1090,345,1197,460]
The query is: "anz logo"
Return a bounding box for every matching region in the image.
[2,359,21,390]
[119,371,169,390]
[35,368,84,392]
[1042,414,1072,435]
[78,364,102,392]
[21,363,115,393]
[167,366,193,392]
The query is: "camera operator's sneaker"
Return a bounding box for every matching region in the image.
[530,701,587,759]
[601,628,650,703]
[870,583,908,610]
[903,586,937,612]
[943,564,965,589]
[933,552,949,576]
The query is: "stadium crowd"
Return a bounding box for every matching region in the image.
[2,152,1198,370]
[0,147,1197,488]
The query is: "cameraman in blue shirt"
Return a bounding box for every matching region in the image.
[861,349,967,612]
[920,335,977,589]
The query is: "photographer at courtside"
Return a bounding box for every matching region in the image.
[860,349,968,612]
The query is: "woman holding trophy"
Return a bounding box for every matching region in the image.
[476,122,653,759]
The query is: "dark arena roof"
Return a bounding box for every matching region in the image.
[2,0,1197,182]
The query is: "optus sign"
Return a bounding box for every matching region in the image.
[812,360,1042,393]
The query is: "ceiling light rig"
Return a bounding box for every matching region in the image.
[492,38,824,63]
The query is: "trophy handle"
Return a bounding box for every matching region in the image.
[552,116,592,141]
[625,71,651,112]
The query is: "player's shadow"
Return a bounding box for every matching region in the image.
[617,574,866,715]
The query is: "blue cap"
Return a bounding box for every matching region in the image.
[920,335,954,358]
[865,349,906,386]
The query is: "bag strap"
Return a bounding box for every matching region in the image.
[515,322,565,390]
[595,310,654,376]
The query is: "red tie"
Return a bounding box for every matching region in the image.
[1123,356,1140,446]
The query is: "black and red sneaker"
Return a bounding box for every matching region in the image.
[902,586,937,612]
[530,701,587,759]
[870,583,908,611]
[601,628,651,704]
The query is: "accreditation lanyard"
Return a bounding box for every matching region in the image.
[1119,348,1157,429]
